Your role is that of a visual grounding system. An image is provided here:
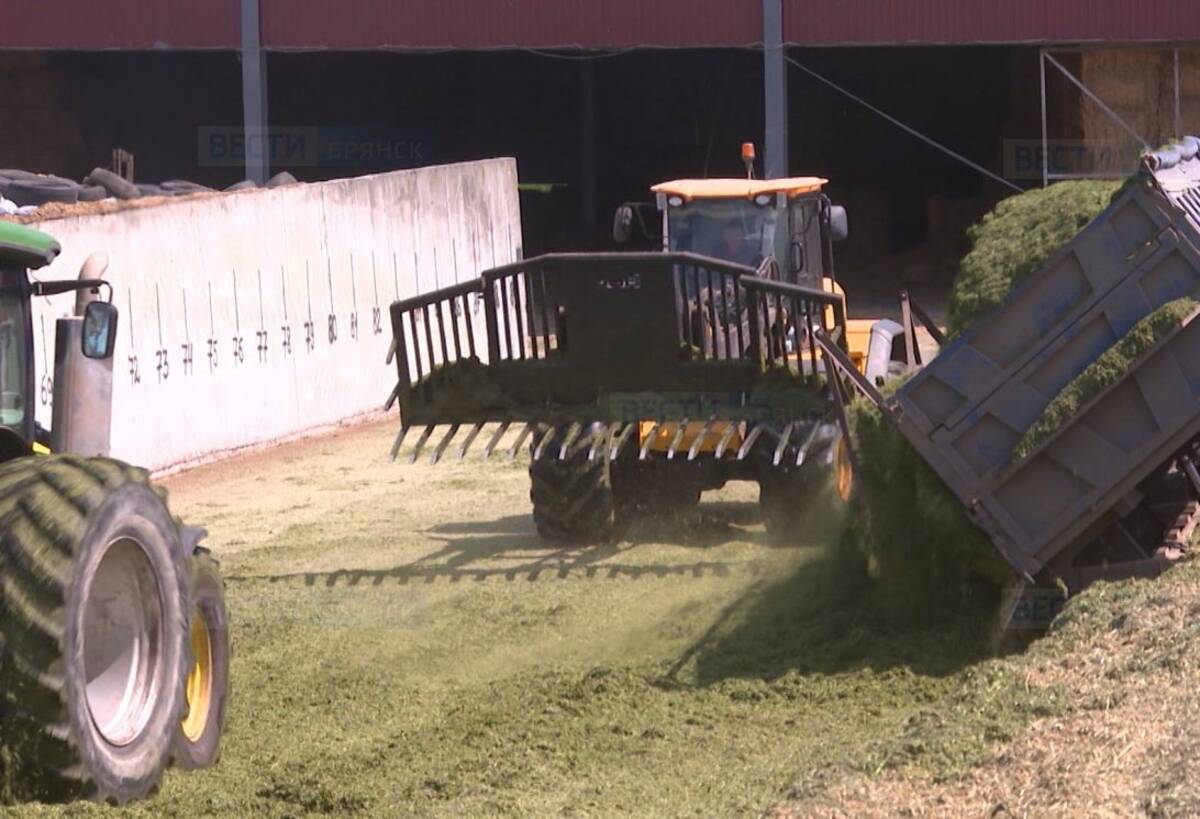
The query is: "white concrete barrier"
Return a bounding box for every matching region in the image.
[26,158,521,470]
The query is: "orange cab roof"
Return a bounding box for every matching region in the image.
[651,177,827,201]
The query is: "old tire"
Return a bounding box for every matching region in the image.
[77,185,108,203]
[173,549,229,770]
[529,425,616,544]
[0,456,189,804]
[5,179,80,207]
[84,168,140,201]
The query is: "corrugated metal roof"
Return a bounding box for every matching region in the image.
[0,0,239,49]
[1,0,1197,51]
[782,0,1200,45]
[259,0,762,50]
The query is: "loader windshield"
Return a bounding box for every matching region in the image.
[665,199,782,269]
[0,268,29,431]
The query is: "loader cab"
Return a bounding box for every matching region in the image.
[649,177,848,286]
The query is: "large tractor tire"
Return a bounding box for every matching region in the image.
[758,428,855,544]
[0,456,189,804]
[529,425,617,544]
[173,548,229,770]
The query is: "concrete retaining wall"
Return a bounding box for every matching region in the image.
[25,158,521,470]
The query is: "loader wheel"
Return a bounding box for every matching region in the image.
[529,425,616,544]
[174,549,229,770]
[0,456,189,804]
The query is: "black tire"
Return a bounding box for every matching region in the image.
[77,185,107,203]
[757,425,854,545]
[136,184,170,198]
[5,179,80,207]
[0,169,38,181]
[173,548,229,770]
[265,171,298,188]
[529,425,616,544]
[0,456,189,804]
[161,180,213,194]
[84,168,140,201]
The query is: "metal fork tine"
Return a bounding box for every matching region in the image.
[795,421,821,467]
[714,422,739,459]
[667,419,690,460]
[482,421,511,460]
[609,423,638,461]
[382,381,402,412]
[507,423,535,461]
[687,419,715,461]
[557,422,583,460]
[772,422,795,467]
[736,423,767,460]
[389,425,410,462]
[456,423,485,460]
[407,424,436,464]
[591,422,620,460]
[638,422,661,460]
[533,426,557,461]
[429,424,460,465]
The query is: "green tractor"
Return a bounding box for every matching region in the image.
[0,221,229,804]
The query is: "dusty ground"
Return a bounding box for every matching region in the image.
[1,418,1192,817]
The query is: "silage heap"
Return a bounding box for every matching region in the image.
[846,180,1130,611]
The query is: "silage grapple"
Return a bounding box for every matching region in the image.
[384,251,855,541]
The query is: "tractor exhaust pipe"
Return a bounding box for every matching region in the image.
[50,253,114,457]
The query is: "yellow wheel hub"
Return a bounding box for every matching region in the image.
[181,610,213,743]
[835,437,854,502]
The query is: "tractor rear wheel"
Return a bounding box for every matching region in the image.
[0,456,189,804]
[529,425,617,543]
[173,548,229,770]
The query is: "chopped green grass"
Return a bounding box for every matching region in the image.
[0,421,1060,816]
[845,385,1015,610]
[947,180,1125,337]
[1013,296,1199,461]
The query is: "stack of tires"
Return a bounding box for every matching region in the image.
[0,455,229,805]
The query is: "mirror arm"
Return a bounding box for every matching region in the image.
[32,279,114,302]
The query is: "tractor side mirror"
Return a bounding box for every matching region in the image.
[829,205,849,242]
[81,301,118,359]
[612,204,635,244]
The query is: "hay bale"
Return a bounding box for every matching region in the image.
[946,180,1124,337]
[1013,296,1199,461]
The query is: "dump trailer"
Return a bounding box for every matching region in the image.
[820,136,1200,603]
[385,165,908,543]
[0,222,229,804]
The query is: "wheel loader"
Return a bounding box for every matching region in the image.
[0,220,229,804]
[385,149,907,543]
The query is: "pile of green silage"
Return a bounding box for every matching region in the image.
[844,180,1129,610]
[1014,296,1199,460]
[946,179,1124,337]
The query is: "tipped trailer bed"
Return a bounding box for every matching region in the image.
[824,137,1200,591]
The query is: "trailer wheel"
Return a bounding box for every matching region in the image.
[0,456,189,804]
[529,425,617,544]
[173,549,229,770]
